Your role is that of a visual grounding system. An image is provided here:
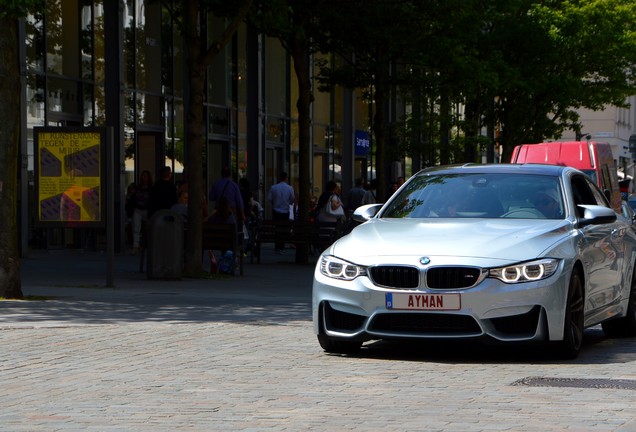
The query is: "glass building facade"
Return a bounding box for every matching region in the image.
[19,1,386,253]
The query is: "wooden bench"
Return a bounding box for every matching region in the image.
[313,221,342,254]
[252,220,294,263]
[202,222,244,276]
[252,219,343,263]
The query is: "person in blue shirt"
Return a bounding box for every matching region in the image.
[268,171,295,253]
[345,177,366,217]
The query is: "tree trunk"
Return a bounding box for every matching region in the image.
[183,62,206,275]
[463,99,480,163]
[0,17,23,298]
[439,86,451,165]
[373,59,389,202]
[180,0,252,275]
[290,32,311,265]
[182,1,204,275]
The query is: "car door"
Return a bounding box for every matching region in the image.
[571,174,624,316]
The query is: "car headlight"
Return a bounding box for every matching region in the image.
[489,258,559,283]
[319,255,367,280]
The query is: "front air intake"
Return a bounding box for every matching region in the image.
[369,266,419,289]
[426,267,484,289]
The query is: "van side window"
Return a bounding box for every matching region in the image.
[601,164,613,194]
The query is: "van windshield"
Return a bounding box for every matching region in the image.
[581,169,597,183]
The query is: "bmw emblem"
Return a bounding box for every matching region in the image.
[420,257,431,265]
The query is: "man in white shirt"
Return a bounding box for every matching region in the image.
[268,172,295,253]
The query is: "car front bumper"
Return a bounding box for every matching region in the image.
[312,260,570,344]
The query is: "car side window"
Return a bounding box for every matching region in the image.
[570,174,609,217]
[588,180,611,207]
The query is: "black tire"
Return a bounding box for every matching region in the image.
[602,266,636,337]
[317,303,363,354]
[317,334,362,354]
[555,269,585,359]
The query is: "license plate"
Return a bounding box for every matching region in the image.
[386,292,461,311]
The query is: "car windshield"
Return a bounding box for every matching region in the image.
[382,173,564,220]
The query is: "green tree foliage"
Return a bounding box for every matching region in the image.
[0,0,43,298]
[493,0,636,158]
[318,0,636,167]
[0,0,42,18]
[316,0,428,199]
[436,0,636,160]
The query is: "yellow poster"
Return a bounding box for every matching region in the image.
[37,131,102,223]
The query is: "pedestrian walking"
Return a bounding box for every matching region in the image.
[268,171,295,254]
[361,178,378,205]
[208,166,245,228]
[317,181,345,224]
[345,177,366,217]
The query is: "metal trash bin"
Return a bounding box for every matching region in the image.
[146,209,183,279]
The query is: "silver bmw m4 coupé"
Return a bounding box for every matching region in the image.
[313,164,636,358]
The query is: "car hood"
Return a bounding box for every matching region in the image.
[331,218,572,265]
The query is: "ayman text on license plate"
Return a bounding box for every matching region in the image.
[386,292,461,311]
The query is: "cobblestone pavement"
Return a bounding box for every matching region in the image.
[1,249,636,431]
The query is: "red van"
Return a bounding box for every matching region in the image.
[510,141,622,213]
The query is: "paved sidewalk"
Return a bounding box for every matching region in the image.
[4,247,636,431]
[6,245,317,327]
[20,244,317,293]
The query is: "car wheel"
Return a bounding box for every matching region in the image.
[317,334,362,354]
[317,303,362,354]
[555,269,584,359]
[601,266,636,337]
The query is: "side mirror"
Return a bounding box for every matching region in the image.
[577,204,617,227]
[352,204,383,222]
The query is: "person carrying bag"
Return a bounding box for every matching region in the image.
[318,184,345,223]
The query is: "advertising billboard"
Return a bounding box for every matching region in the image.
[34,127,106,227]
